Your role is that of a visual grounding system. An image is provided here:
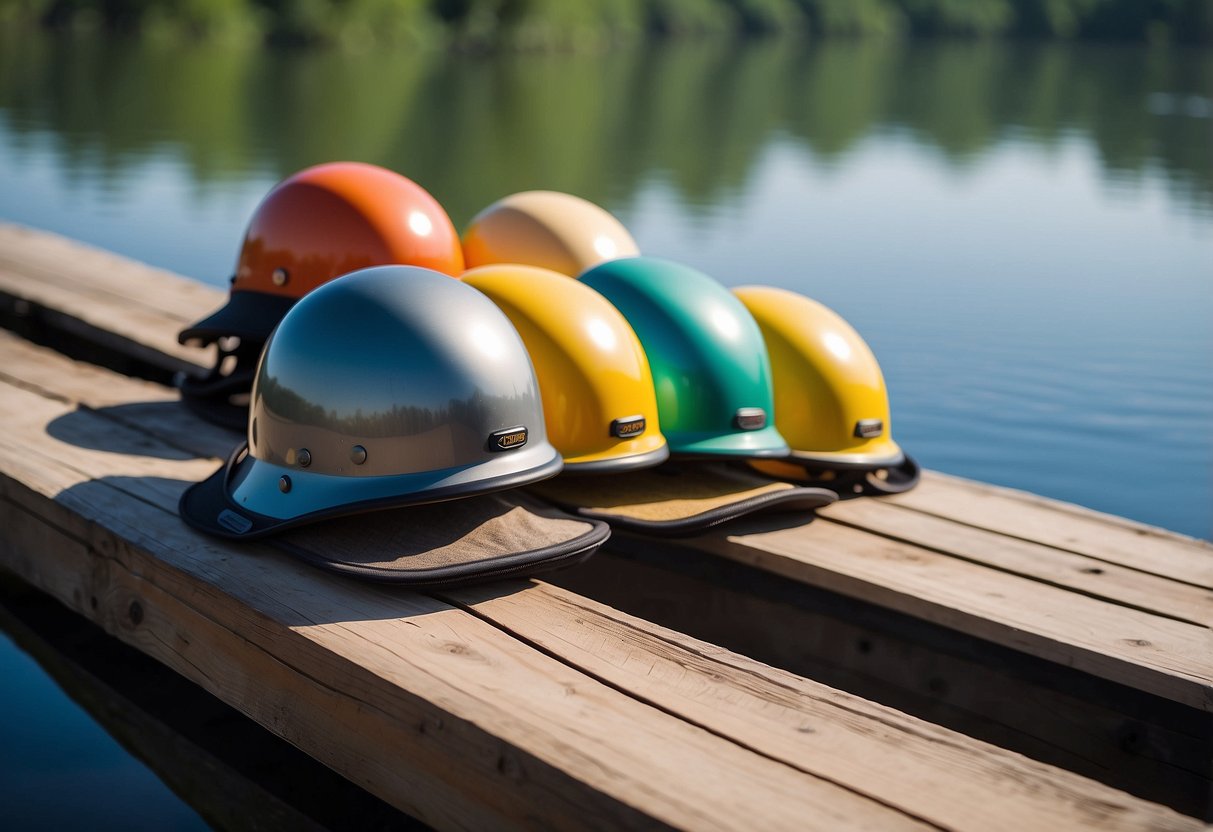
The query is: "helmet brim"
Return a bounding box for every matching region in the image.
[784,441,906,471]
[178,290,298,346]
[668,425,789,459]
[528,462,836,538]
[180,440,564,541]
[273,492,607,585]
[183,459,607,585]
[179,448,292,538]
[562,441,670,474]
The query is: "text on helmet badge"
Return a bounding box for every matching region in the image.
[217,509,253,535]
[854,419,884,438]
[489,426,529,451]
[734,407,767,431]
[610,415,646,439]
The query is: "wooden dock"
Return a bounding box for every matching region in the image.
[0,222,1209,830]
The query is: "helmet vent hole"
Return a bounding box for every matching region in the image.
[272,268,289,286]
[296,448,312,468]
[278,475,292,493]
[350,445,368,465]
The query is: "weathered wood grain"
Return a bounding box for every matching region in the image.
[0,223,222,325]
[0,223,218,375]
[550,541,1213,815]
[450,580,1203,832]
[887,472,1213,590]
[821,498,1213,627]
[692,521,1212,710]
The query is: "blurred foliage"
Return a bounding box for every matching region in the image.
[0,0,1210,43]
[0,29,1208,226]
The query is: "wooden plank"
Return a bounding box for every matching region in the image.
[0,223,224,324]
[550,542,1213,816]
[693,520,1213,711]
[1,323,1203,828]
[0,379,929,831]
[449,580,1206,832]
[821,498,1213,627]
[0,224,218,375]
[886,472,1213,590]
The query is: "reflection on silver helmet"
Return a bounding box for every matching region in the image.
[226,265,562,523]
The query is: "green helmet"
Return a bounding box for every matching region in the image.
[579,257,788,458]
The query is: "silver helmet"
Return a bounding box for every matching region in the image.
[180,265,563,538]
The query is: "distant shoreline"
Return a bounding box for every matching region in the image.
[3,0,1210,49]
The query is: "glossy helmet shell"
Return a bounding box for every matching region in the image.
[179,161,464,346]
[227,266,562,525]
[462,264,669,473]
[579,257,788,458]
[734,286,905,470]
[462,190,639,277]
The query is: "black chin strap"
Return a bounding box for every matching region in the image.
[176,339,263,431]
[749,454,922,497]
[861,455,921,495]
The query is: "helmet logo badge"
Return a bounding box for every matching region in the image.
[854,419,884,439]
[610,415,646,439]
[217,509,253,535]
[734,408,767,431]
[489,426,528,452]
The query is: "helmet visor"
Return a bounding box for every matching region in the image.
[528,462,835,538]
[179,440,563,540]
[178,290,298,346]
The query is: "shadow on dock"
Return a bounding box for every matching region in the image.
[47,403,236,461]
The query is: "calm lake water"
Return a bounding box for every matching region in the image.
[0,32,1211,827]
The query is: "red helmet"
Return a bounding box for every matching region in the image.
[177,162,463,428]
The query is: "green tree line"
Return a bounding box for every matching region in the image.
[1,0,1210,46]
[1,33,1207,227]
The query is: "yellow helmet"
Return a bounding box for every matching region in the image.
[462,190,639,276]
[735,286,920,494]
[462,264,669,473]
